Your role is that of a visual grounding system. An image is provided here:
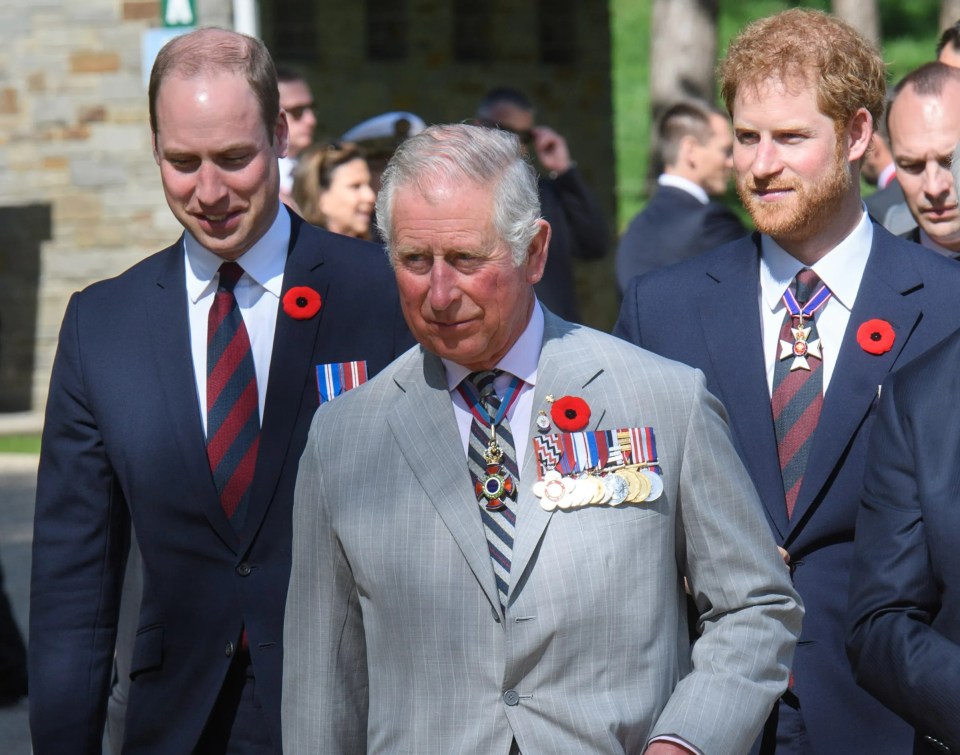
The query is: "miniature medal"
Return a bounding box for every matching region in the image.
[604,473,630,506]
[640,469,664,501]
[535,410,552,433]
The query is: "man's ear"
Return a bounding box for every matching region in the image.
[677,134,699,170]
[846,107,873,162]
[275,111,290,159]
[525,219,551,285]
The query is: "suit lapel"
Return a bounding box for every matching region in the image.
[788,235,923,530]
[509,312,605,599]
[241,214,329,541]
[697,238,789,539]
[144,242,240,551]
[386,350,503,614]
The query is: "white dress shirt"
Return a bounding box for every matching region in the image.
[442,301,544,472]
[185,208,289,435]
[658,173,709,205]
[759,207,873,394]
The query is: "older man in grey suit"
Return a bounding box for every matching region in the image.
[282,123,802,754]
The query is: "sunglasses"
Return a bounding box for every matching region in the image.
[286,103,315,121]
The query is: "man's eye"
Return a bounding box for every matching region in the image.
[400,255,430,272]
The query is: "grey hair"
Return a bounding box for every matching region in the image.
[375,123,542,266]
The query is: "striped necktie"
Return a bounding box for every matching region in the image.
[465,370,519,613]
[772,268,825,519]
[206,261,260,528]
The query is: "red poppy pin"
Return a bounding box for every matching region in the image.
[549,395,591,432]
[282,286,322,320]
[856,318,895,355]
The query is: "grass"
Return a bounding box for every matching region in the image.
[611,0,941,232]
[0,435,42,454]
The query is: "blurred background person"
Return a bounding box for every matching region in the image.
[475,86,609,323]
[615,99,746,294]
[886,62,960,258]
[277,66,317,207]
[0,550,27,708]
[291,141,376,240]
[862,128,906,231]
[937,19,960,67]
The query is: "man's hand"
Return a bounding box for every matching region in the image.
[778,546,790,566]
[531,126,572,175]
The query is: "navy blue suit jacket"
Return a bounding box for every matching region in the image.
[615,185,747,294]
[614,223,960,753]
[29,210,412,754]
[848,327,960,754]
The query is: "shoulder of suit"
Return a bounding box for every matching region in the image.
[633,232,753,287]
[313,342,421,419]
[883,324,960,407]
[548,319,703,383]
[75,241,182,302]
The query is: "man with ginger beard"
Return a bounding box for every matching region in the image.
[615,9,960,754]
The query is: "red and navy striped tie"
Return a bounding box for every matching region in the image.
[465,370,519,613]
[772,268,824,519]
[206,262,260,527]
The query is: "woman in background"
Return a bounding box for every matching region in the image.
[291,141,376,240]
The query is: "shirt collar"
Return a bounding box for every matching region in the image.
[918,228,960,258]
[658,174,709,205]
[442,300,544,392]
[184,206,290,303]
[760,207,873,313]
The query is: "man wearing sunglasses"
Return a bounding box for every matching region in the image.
[278,66,317,206]
[475,87,609,324]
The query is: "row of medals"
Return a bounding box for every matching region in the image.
[532,465,663,512]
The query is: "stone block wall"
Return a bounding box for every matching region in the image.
[0,0,187,410]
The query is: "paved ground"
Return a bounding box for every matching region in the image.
[0,453,38,754]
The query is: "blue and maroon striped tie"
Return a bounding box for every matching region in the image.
[772,268,824,519]
[466,370,518,613]
[206,262,260,527]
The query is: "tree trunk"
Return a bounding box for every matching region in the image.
[832,0,880,46]
[648,0,718,183]
[942,0,960,32]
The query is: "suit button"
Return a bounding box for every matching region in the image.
[225,641,235,657]
[503,689,520,706]
[237,562,252,576]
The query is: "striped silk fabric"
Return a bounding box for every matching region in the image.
[465,370,519,613]
[206,262,260,528]
[772,268,824,519]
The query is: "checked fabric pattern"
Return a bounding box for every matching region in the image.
[206,262,260,528]
[465,370,519,613]
[772,268,824,519]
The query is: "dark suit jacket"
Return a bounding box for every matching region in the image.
[848,328,960,755]
[536,166,609,322]
[29,211,412,754]
[613,223,960,753]
[615,185,747,294]
[864,177,904,224]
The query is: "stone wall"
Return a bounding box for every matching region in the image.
[0,0,188,410]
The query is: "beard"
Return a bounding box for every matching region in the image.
[736,140,851,245]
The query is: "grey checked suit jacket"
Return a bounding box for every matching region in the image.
[283,310,802,754]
